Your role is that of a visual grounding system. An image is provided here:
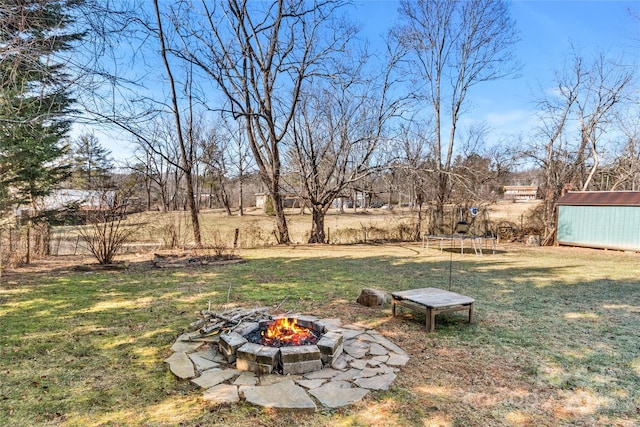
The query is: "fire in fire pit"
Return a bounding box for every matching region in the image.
[247,317,320,347]
[222,316,343,375]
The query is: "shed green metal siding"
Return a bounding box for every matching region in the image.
[557,205,640,251]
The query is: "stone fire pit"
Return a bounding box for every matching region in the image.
[165,314,409,411]
[219,316,342,375]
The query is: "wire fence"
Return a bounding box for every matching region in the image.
[0,224,50,273]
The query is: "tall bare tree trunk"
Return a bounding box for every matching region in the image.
[153,0,201,246]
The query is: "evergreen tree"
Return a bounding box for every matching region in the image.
[69,133,113,190]
[0,0,84,211]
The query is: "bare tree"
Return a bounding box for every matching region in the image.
[611,113,640,190]
[285,55,400,243]
[199,126,233,215]
[394,0,519,225]
[574,52,633,191]
[77,190,142,265]
[169,0,355,244]
[129,130,184,213]
[527,48,634,240]
[152,0,201,246]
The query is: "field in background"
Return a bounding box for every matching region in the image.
[49,200,542,256]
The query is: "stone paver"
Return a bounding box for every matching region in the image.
[354,372,396,391]
[332,368,361,381]
[372,354,389,363]
[191,368,240,389]
[202,384,239,404]
[309,382,369,408]
[167,316,409,412]
[332,355,348,370]
[232,371,258,386]
[386,353,410,367]
[369,342,388,356]
[303,368,339,380]
[189,347,219,362]
[164,352,196,379]
[338,328,366,340]
[295,379,326,389]
[171,340,204,353]
[241,380,316,413]
[360,366,384,378]
[368,333,408,357]
[189,354,220,372]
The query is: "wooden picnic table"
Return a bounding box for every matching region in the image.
[391,287,475,332]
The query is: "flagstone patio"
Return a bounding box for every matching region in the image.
[165,317,409,411]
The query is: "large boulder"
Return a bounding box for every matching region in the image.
[356,288,387,307]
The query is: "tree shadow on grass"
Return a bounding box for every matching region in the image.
[1,249,639,426]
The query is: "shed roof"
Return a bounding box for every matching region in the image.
[556,191,640,207]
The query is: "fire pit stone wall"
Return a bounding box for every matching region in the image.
[218,331,248,363]
[220,316,344,375]
[236,343,280,374]
[280,346,323,375]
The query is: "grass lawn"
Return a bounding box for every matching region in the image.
[1,243,639,426]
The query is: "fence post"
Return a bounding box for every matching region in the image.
[0,229,3,278]
[26,223,31,264]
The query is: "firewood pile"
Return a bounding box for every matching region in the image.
[188,306,272,339]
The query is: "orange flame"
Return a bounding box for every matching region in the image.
[262,317,315,346]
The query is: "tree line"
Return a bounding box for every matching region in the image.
[1,0,638,246]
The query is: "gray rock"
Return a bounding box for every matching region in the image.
[332,368,361,381]
[331,355,348,370]
[358,367,384,378]
[366,333,408,357]
[258,374,301,385]
[368,342,388,356]
[202,384,239,404]
[354,372,396,391]
[189,353,220,372]
[349,359,369,370]
[303,368,339,380]
[372,355,389,363]
[171,340,204,353]
[328,380,353,389]
[189,346,219,362]
[164,352,196,379]
[232,371,258,386]
[295,379,326,389]
[175,332,194,342]
[343,342,368,359]
[386,353,410,367]
[241,380,316,413]
[338,328,366,340]
[309,382,369,408]
[356,333,379,343]
[314,318,342,331]
[191,368,240,389]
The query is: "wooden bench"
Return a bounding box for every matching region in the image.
[391,287,475,332]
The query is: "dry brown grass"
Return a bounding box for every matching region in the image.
[49,201,543,257]
[3,241,638,426]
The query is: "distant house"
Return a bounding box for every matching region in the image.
[556,191,640,252]
[254,193,306,211]
[255,193,268,209]
[503,185,541,201]
[38,189,115,211]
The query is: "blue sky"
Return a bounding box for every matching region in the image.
[89,1,640,163]
[355,0,639,140]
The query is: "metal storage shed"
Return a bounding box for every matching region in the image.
[556,191,640,251]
